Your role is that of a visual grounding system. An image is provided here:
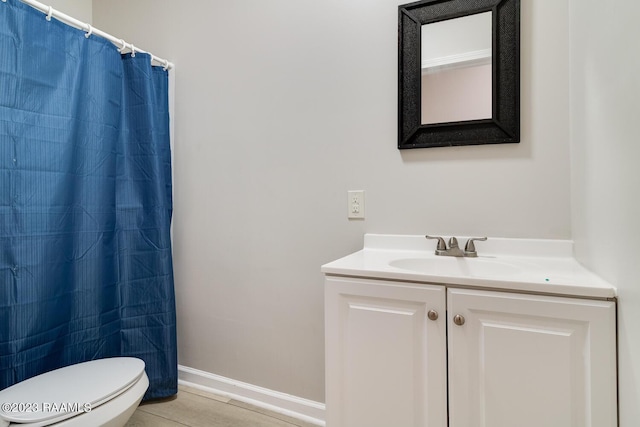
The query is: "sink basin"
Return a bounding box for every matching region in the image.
[322,235,617,299]
[389,257,522,278]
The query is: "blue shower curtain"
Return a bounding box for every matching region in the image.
[0,1,177,400]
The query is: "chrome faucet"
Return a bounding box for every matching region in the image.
[426,236,487,257]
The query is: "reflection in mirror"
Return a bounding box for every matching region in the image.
[421,12,492,124]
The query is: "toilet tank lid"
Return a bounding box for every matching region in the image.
[0,357,145,425]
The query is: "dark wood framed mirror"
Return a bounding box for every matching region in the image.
[398,0,520,149]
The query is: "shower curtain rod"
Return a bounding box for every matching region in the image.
[14,0,174,70]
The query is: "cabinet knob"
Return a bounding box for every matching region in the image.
[453,314,465,326]
[427,310,439,321]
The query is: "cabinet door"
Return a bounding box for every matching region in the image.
[325,277,447,427]
[448,288,617,427]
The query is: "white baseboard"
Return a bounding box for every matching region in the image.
[178,365,326,426]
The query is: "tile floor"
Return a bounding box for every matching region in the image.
[125,385,319,427]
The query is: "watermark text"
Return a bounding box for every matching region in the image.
[1,402,92,413]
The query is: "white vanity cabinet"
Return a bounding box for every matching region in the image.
[447,288,617,427]
[325,276,448,427]
[325,277,617,427]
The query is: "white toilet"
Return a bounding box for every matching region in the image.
[0,357,149,427]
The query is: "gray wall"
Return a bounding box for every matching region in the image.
[92,0,572,402]
[569,0,640,425]
[45,0,92,24]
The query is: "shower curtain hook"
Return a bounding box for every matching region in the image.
[84,24,93,38]
[130,44,136,58]
[46,6,54,21]
[117,39,126,53]
[163,59,169,71]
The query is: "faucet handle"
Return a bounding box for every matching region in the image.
[464,237,487,256]
[448,237,459,249]
[425,235,446,251]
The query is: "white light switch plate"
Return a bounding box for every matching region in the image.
[348,190,365,219]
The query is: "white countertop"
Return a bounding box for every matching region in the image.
[321,234,616,299]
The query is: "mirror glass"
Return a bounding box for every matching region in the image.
[421,12,492,125]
